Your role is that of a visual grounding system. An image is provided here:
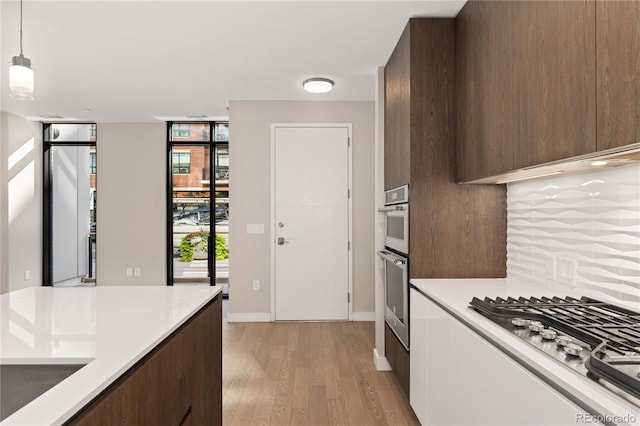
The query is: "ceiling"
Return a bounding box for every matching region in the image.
[0,0,466,123]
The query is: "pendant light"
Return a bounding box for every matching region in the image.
[10,0,34,101]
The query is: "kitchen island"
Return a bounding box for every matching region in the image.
[410,278,639,426]
[0,285,222,425]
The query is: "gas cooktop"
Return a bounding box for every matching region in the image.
[470,296,640,408]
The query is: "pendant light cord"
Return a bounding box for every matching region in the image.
[19,0,24,56]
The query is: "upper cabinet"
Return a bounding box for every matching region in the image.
[456,1,514,182]
[511,0,596,169]
[456,0,638,183]
[384,25,411,190]
[596,0,640,151]
[384,18,507,279]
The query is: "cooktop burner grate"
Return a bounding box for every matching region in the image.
[470,296,640,402]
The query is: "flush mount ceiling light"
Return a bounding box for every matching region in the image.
[9,0,34,101]
[302,78,334,94]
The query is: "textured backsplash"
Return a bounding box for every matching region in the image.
[507,164,640,303]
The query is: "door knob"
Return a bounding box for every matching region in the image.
[277,237,289,245]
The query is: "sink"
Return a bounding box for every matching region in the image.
[1,364,86,421]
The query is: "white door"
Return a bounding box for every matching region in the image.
[273,126,350,321]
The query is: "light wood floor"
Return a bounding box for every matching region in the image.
[222,320,419,426]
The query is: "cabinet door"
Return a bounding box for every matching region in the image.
[191,296,222,426]
[410,288,434,425]
[384,23,411,190]
[69,365,148,425]
[412,293,587,425]
[384,324,410,397]
[143,323,193,426]
[456,0,514,182]
[597,0,640,151]
[512,0,596,169]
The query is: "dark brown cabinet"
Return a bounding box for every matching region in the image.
[456,0,514,182]
[67,295,222,426]
[512,0,596,169]
[385,324,410,398]
[384,24,411,190]
[383,18,507,397]
[456,0,639,182]
[385,18,506,281]
[596,0,640,151]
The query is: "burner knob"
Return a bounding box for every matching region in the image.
[528,321,545,333]
[564,343,583,357]
[511,318,529,327]
[555,335,572,346]
[540,329,557,340]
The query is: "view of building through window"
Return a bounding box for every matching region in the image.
[44,123,97,286]
[170,122,229,292]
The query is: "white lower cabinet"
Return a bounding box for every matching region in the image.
[409,288,588,425]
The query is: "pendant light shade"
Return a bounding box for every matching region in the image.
[10,54,34,100]
[302,78,334,94]
[9,0,34,101]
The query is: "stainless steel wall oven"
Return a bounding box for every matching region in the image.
[378,185,409,349]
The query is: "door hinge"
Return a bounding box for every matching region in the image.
[348,241,351,250]
[348,189,351,199]
[347,137,351,147]
[348,292,351,303]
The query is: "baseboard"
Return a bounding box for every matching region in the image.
[226,312,271,322]
[373,348,392,371]
[351,311,375,321]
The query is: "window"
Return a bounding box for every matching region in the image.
[172,151,191,174]
[90,152,97,174]
[214,145,229,180]
[214,123,229,142]
[172,123,191,138]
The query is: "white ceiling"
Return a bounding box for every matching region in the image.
[0,0,466,122]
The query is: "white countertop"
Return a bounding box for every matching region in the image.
[0,285,221,425]
[410,278,640,426]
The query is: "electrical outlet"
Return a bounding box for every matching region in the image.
[557,258,576,286]
[24,270,30,281]
[252,280,260,291]
[545,256,557,281]
[126,267,133,277]
[134,267,141,277]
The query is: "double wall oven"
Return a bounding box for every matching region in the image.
[378,185,410,350]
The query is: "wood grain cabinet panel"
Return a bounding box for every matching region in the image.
[456,0,514,182]
[67,296,221,426]
[383,17,507,398]
[385,324,410,398]
[512,0,596,169]
[384,24,411,190]
[191,294,222,426]
[597,0,640,150]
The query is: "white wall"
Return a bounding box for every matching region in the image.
[373,67,391,370]
[228,101,375,319]
[0,112,42,294]
[96,123,166,285]
[507,164,640,303]
[0,119,168,291]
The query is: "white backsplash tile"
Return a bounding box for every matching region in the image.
[507,164,640,303]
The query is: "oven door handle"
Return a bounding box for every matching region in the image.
[377,250,407,265]
[377,205,406,212]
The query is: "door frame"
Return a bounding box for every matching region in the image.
[270,123,353,321]
[166,121,217,287]
[43,123,97,286]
